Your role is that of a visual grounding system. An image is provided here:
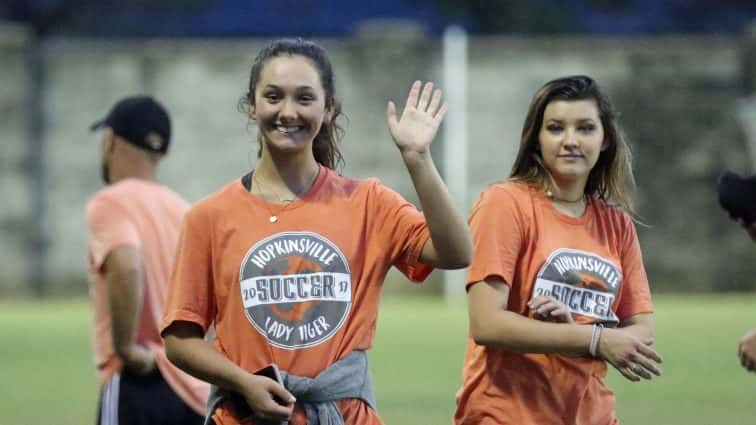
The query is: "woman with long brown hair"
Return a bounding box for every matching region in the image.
[455,75,662,425]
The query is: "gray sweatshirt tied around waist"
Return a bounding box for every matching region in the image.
[204,350,376,425]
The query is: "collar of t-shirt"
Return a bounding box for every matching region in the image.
[241,172,252,191]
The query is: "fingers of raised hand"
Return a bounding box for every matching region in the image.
[404,80,445,118]
[416,81,434,111]
[404,81,422,111]
[386,101,398,127]
[426,88,444,116]
[435,101,448,122]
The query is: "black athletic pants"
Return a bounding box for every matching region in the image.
[96,368,203,425]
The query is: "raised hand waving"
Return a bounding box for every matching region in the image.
[387,80,448,155]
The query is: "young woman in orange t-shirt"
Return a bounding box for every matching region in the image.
[160,38,472,425]
[455,75,663,425]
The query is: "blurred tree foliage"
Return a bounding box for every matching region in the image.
[434,0,631,33]
[612,59,756,291]
[434,0,756,34]
[437,0,577,33]
[0,0,212,36]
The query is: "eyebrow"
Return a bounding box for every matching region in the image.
[544,118,597,123]
[263,83,316,91]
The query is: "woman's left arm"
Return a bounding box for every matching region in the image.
[619,312,656,344]
[598,312,661,381]
[386,80,472,269]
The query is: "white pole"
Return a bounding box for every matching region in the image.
[736,97,756,171]
[442,25,468,301]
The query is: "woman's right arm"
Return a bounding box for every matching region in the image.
[162,321,295,421]
[468,278,593,355]
[468,277,662,381]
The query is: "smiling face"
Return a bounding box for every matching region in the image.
[538,99,605,189]
[251,54,332,157]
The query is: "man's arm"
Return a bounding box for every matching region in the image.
[739,329,756,372]
[104,245,155,375]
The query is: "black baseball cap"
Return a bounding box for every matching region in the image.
[718,171,756,224]
[90,95,171,154]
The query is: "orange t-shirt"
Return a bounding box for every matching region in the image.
[161,166,432,425]
[86,178,210,415]
[454,182,653,425]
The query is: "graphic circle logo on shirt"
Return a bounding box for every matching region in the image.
[533,248,622,325]
[239,231,352,349]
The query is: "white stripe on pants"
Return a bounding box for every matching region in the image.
[100,373,121,425]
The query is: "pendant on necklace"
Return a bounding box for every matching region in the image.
[269,215,278,223]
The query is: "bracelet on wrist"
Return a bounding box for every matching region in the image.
[589,323,604,358]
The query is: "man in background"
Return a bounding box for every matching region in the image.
[86,95,208,424]
[718,171,756,373]
[735,215,756,373]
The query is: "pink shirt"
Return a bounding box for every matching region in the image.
[86,178,209,414]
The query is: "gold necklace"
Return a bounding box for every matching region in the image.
[545,190,586,204]
[252,166,319,223]
[546,190,588,217]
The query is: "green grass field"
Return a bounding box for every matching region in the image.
[2,295,755,424]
